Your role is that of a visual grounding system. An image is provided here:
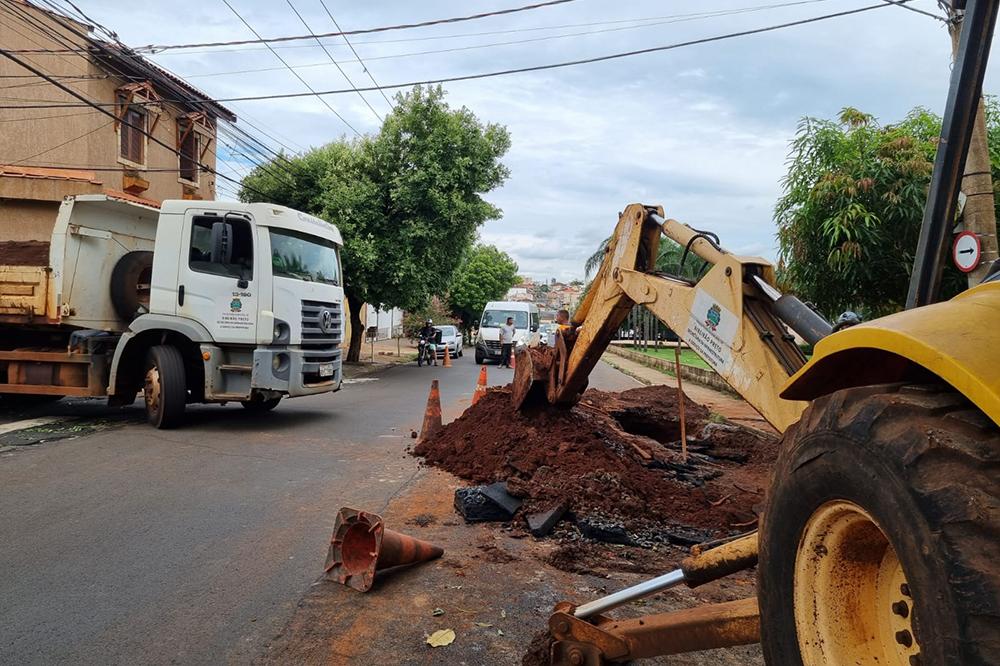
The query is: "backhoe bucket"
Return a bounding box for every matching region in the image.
[511,346,552,410]
[324,507,444,592]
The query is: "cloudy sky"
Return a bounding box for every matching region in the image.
[73,0,980,282]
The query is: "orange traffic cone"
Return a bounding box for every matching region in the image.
[509,347,517,371]
[442,347,452,368]
[472,366,488,405]
[324,507,444,592]
[419,379,442,442]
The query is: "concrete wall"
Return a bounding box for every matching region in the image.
[0,3,222,241]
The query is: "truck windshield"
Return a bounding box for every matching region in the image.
[269,228,340,285]
[481,310,528,328]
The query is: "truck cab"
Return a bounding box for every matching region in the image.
[0,195,345,428]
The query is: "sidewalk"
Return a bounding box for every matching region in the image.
[600,351,779,437]
[342,337,417,379]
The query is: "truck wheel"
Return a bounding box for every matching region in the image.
[475,351,484,365]
[143,345,186,429]
[759,384,1000,666]
[110,251,154,321]
[241,397,280,412]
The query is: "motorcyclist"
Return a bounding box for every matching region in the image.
[418,319,438,366]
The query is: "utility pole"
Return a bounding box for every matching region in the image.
[948,1,999,285]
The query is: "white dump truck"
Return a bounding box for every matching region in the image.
[0,194,345,428]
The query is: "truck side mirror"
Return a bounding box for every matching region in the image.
[210,221,233,265]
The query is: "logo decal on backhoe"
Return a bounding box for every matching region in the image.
[230,298,242,312]
[685,290,738,374]
[705,303,722,332]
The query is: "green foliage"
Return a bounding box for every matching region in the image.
[447,243,519,332]
[775,106,980,319]
[238,85,510,360]
[584,234,705,282]
[401,297,457,338]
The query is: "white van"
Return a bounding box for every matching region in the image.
[474,301,540,364]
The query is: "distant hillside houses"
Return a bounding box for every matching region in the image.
[505,277,584,315]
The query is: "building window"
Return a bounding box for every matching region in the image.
[177,119,200,185]
[119,96,146,166]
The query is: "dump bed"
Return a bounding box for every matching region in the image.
[0,195,159,329]
[0,241,52,323]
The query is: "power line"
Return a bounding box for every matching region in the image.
[284,0,382,122]
[0,2,911,111]
[137,0,580,53]
[24,0,303,182]
[179,3,842,82]
[1,1,307,199]
[880,0,948,21]
[0,45,262,197]
[8,0,838,56]
[220,0,361,137]
[318,0,394,110]
[6,118,114,164]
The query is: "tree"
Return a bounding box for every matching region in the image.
[402,297,456,338]
[774,106,982,319]
[447,243,519,335]
[240,85,511,361]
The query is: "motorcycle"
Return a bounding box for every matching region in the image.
[416,335,437,367]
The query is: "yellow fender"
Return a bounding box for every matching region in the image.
[781,281,1000,427]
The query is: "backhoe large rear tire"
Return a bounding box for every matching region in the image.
[759,384,1000,666]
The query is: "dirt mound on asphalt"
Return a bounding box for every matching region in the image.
[413,384,776,537]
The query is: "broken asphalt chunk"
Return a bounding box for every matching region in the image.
[454,482,522,523]
[526,502,568,537]
[577,515,636,546]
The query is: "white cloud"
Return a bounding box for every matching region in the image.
[69,0,979,283]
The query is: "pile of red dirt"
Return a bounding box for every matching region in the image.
[1,241,50,266]
[413,384,776,538]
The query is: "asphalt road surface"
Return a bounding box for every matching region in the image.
[0,354,639,665]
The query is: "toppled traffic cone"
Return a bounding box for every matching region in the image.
[442,347,452,368]
[419,379,442,443]
[324,507,444,592]
[471,366,488,405]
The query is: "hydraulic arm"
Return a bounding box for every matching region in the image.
[513,203,826,433]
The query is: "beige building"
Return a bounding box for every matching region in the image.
[0,1,235,242]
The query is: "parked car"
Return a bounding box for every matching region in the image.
[434,325,463,359]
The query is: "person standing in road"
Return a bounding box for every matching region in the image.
[499,316,516,368]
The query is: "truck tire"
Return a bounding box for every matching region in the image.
[758,383,1000,666]
[241,396,280,412]
[143,345,186,429]
[110,251,154,321]
[475,351,484,365]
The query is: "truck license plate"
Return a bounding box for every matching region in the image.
[319,363,334,377]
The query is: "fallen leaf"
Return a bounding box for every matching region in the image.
[500,609,507,619]
[497,629,504,636]
[426,629,456,648]
[474,622,493,628]
[432,608,445,617]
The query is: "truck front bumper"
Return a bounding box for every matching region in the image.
[252,347,342,397]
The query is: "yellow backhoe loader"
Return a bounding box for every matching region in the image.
[513,2,1000,664]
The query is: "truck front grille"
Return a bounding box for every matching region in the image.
[301,300,342,381]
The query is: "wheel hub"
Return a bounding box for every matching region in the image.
[144,366,161,415]
[793,500,920,666]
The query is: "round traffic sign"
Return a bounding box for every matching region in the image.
[953,231,982,273]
